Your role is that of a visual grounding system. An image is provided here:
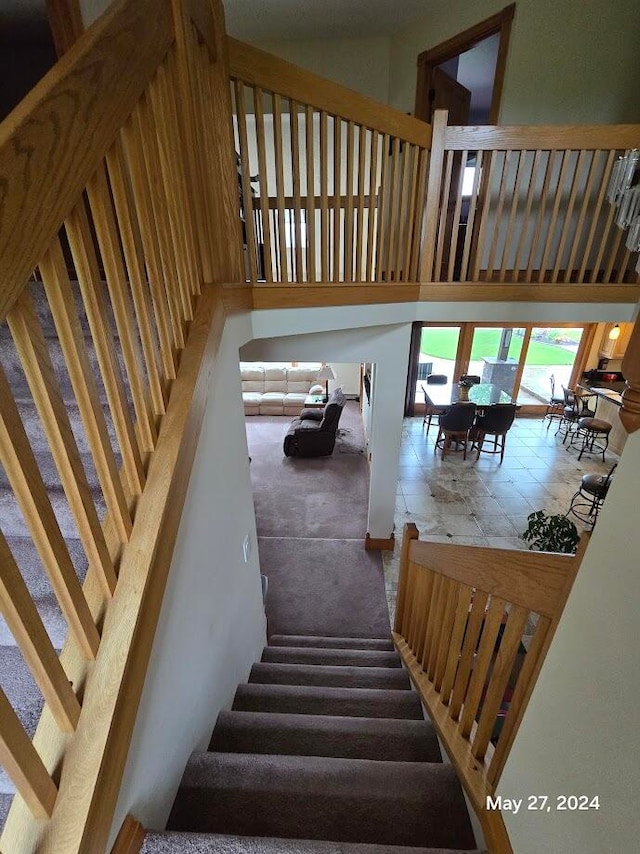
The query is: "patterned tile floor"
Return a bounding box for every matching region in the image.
[383,414,618,623]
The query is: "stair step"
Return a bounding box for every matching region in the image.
[269,634,395,651]
[167,752,476,849]
[209,711,442,763]
[233,684,423,720]
[262,645,402,668]
[249,662,410,691]
[142,830,482,854]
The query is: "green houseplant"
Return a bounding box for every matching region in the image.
[521,510,580,554]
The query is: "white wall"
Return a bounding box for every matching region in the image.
[108,314,266,845]
[389,0,640,124]
[499,429,640,852]
[331,362,361,396]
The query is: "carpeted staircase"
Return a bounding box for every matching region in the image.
[142,634,481,853]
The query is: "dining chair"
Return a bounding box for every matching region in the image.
[426,374,448,385]
[435,403,477,460]
[555,386,581,444]
[471,403,518,463]
[459,374,481,385]
[421,384,446,434]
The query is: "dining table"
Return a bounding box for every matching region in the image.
[423,382,515,410]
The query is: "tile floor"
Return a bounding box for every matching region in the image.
[382,413,618,622]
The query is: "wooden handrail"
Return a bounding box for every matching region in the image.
[228,38,432,147]
[445,124,640,151]
[393,524,586,853]
[0,0,174,322]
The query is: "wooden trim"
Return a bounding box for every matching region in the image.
[393,523,419,632]
[415,4,515,124]
[228,38,431,147]
[46,0,84,56]
[111,815,145,854]
[418,283,640,303]
[444,124,640,151]
[0,0,174,322]
[394,635,513,854]
[364,533,395,551]
[252,284,421,309]
[419,110,448,281]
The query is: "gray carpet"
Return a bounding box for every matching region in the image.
[246,403,391,639]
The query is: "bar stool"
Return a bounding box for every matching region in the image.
[573,417,612,462]
[566,464,617,526]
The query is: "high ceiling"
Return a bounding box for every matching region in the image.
[224,0,430,41]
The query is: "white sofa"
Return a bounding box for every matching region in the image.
[241,365,323,415]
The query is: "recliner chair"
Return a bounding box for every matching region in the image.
[283,393,345,457]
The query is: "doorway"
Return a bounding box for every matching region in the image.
[414,4,515,125]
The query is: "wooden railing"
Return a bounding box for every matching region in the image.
[421,116,640,285]
[0,0,242,850]
[228,39,432,285]
[393,524,586,852]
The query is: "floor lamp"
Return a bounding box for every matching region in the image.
[317,365,336,403]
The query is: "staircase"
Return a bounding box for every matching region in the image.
[141,634,481,852]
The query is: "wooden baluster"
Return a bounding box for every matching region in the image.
[402,145,419,283]
[459,595,506,739]
[407,565,426,653]
[603,226,624,282]
[253,87,274,283]
[393,522,419,635]
[485,150,509,280]
[272,93,289,283]
[498,150,525,282]
[234,80,258,283]
[440,583,474,704]
[551,150,586,283]
[525,150,555,282]
[290,100,304,283]
[410,148,429,282]
[449,589,488,721]
[120,114,178,379]
[579,150,616,282]
[589,194,617,283]
[426,575,447,681]
[538,151,571,282]
[355,125,367,282]
[0,531,81,732]
[147,62,196,317]
[433,579,460,691]
[472,604,529,760]
[513,150,543,280]
[415,568,435,667]
[394,140,412,282]
[344,120,355,282]
[86,162,157,452]
[419,109,447,282]
[385,137,401,281]
[320,110,329,281]
[0,362,100,659]
[566,150,600,280]
[105,139,169,411]
[472,149,499,281]
[365,130,379,282]
[460,150,483,282]
[7,290,117,598]
[374,134,390,281]
[305,105,316,283]
[39,240,133,543]
[132,97,185,348]
[332,117,342,282]
[0,689,57,819]
[488,615,552,785]
[65,202,146,498]
[446,150,468,282]
[616,246,632,283]
[621,316,640,433]
[434,151,454,281]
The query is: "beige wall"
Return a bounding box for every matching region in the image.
[389,0,640,124]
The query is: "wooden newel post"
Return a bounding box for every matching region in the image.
[620,315,640,433]
[418,109,448,283]
[393,522,419,635]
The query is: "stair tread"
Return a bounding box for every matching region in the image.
[249,662,410,691]
[262,646,401,668]
[233,684,424,720]
[168,752,476,849]
[269,635,395,651]
[142,831,482,854]
[210,711,441,763]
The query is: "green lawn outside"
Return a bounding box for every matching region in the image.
[420,328,577,366]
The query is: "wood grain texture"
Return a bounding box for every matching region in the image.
[0,689,58,821]
[417,283,640,303]
[409,540,573,618]
[111,815,145,854]
[251,284,420,309]
[393,523,419,634]
[0,530,81,733]
[364,533,395,551]
[0,0,174,322]
[445,124,640,151]
[228,38,431,147]
[46,0,84,56]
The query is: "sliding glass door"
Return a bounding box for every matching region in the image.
[517,327,585,406]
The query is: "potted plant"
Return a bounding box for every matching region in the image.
[521,510,580,554]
